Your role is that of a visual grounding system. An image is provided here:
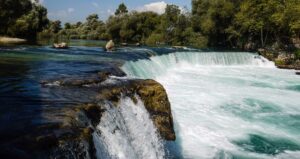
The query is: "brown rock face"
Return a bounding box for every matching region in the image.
[135,80,175,140]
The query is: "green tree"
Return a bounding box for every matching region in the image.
[7,4,48,40]
[115,3,128,16]
[192,0,239,47]
[161,4,181,44]
[64,23,71,29]
[50,20,62,33]
[0,0,33,35]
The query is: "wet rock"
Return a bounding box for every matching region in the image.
[258,48,300,70]
[34,70,176,159]
[276,64,300,70]
[41,68,126,87]
[81,103,105,127]
[296,72,300,75]
[36,134,58,149]
[96,79,176,140]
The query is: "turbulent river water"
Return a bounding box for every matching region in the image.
[122,52,300,159]
[0,42,300,159]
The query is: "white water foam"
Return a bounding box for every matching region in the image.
[122,52,275,79]
[122,52,300,159]
[93,96,165,159]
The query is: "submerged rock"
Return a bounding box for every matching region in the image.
[41,68,126,87]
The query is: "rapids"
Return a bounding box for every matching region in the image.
[122,52,300,159]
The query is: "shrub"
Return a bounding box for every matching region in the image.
[146,33,164,46]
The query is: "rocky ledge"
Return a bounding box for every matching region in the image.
[258,48,300,70]
[96,79,175,140]
[1,71,175,159]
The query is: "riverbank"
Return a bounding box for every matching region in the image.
[258,48,300,70]
[0,37,27,45]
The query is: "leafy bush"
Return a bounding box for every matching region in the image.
[294,49,300,60]
[146,33,164,46]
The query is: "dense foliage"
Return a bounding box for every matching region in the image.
[0,0,48,40]
[42,3,207,48]
[192,0,300,49]
[43,1,299,49]
[1,0,299,49]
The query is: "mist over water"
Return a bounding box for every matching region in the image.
[122,52,300,159]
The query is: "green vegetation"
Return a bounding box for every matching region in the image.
[1,0,299,49]
[294,49,300,60]
[0,0,48,41]
[192,0,300,49]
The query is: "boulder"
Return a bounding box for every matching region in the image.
[105,40,115,51]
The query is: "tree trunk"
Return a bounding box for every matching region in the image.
[261,28,264,47]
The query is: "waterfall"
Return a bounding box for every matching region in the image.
[121,52,275,79]
[93,96,165,159]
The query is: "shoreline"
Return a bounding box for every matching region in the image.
[0,36,27,44]
[257,48,300,70]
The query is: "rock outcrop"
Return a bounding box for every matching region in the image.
[96,79,175,140]
[4,70,176,159]
[258,48,300,70]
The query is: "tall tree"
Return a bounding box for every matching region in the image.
[115,3,128,16]
[7,4,48,40]
[191,0,239,46]
[161,4,181,44]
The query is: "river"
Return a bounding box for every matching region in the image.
[1,41,300,159]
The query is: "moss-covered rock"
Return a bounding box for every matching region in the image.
[96,79,176,140]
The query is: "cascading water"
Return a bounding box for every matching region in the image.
[93,96,165,159]
[121,52,300,159]
[122,52,275,79]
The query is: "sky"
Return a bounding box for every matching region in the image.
[39,0,191,24]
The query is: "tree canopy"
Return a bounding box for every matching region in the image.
[2,0,298,49]
[115,3,128,16]
[0,0,48,40]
